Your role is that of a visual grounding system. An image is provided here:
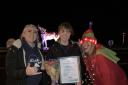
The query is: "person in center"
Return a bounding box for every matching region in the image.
[45,22,84,85]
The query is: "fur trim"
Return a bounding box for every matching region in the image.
[13,39,42,49]
[13,39,22,48]
[37,42,41,49]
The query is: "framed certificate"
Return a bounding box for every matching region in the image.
[59,56,81,84]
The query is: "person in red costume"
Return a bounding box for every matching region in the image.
[79,22,128,85]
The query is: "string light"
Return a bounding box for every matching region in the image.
[80,37,97,45]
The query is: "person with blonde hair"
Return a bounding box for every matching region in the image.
[6,24,45,85]
[79,22,128,85]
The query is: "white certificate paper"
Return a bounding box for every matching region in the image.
[59,56,81,84]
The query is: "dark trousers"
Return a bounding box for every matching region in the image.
[40,70,51,85]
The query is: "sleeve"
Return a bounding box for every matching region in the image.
[5,46,26,79]
[44,47,54,60]
[45,45,57,60]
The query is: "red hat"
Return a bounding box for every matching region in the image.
[80,22,97,45]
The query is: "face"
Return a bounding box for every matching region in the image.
[22,27,38,43]
[81,41,95,56]
[58,28,71,42]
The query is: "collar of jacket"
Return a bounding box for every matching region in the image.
[13,39,41,49]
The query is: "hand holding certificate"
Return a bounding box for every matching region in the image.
[59,56,81,84]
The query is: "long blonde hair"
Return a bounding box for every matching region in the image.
[20,24,40,43]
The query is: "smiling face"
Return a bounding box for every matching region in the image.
[57,22,74,45]
[21,24,38,43]
[58,27,71,42]
[81,41,95,56]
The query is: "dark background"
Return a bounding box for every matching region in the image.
[0,1,127,48]
[0,1,128,85]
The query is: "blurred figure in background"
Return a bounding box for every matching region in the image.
[6,38,15,48]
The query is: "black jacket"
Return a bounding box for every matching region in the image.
[47,41,85,85]
[5,39,44,85]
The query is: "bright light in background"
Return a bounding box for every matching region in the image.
[38,25,59,50]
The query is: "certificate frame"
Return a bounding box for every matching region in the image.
[59,56,81,84]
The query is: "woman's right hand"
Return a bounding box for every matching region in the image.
[26,63,42,76]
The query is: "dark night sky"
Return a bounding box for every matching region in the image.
[0,2,127,47]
